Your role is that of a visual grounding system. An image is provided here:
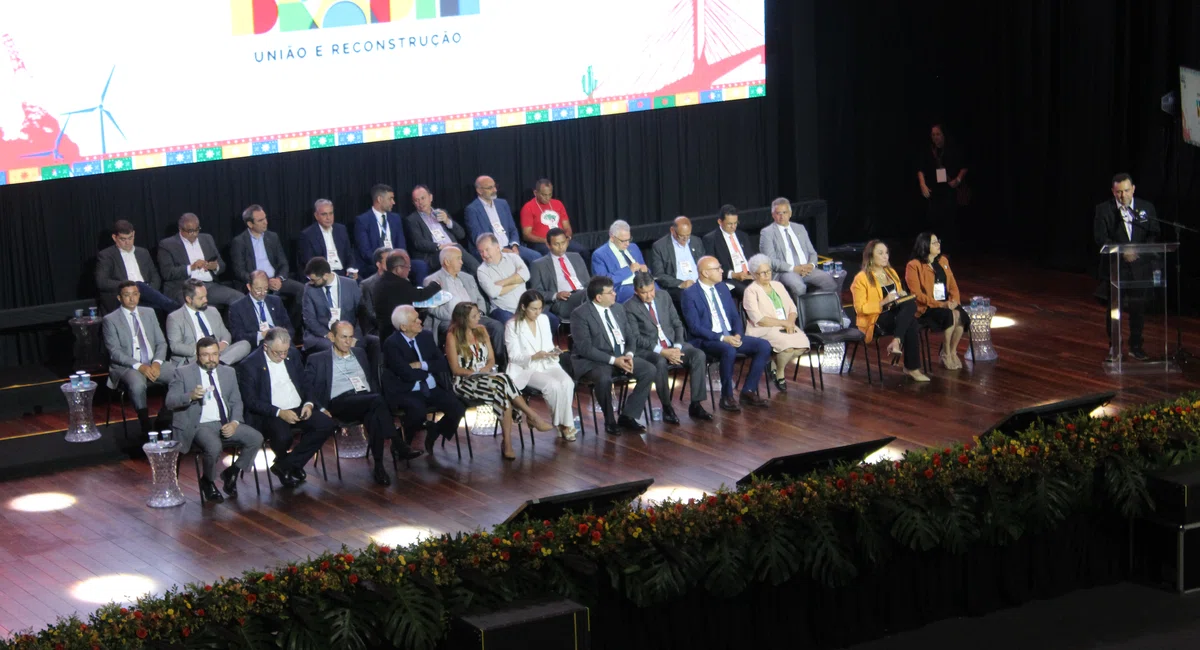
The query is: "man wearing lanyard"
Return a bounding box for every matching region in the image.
[298,199,358,279]
[404,184,478,274]
[650,216,705,305]
[759,198,838,304]
[380,306,466,453]
[103,281,179,438]
[355,184,428,282]
[529,228,591,322]
[301,257,367,355]
[591,220,651,303]
[464,175,542,265]
[623,272,712,424]
[166,279,251,366]
[702,205,756,302]
[229,270,295,348]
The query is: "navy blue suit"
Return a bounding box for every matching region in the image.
[228,294,293,348]
[297,223,355,277]
[592,242,650,303]
[381,330,465,446]
[464,198,541,265]
[237,346,336,471]
[354,209,429,282]
[681,282,771,398]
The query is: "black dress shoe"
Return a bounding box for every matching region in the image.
[740,391,769,408]
[1105,348,1120,363]
[661,407,680,425]
[219,466,239,497]
[199,478,224,503]
[719,396,742,412]
[773,377,788,392]
[270,464,299,488]
[604,421,621,435]
[289,467,307,483]
[393,446,424,461]
[1130,348,1149,361]
[688,403,713,421]
[424,432,438,453]
[373,464,392,486]
[618,415,647,433]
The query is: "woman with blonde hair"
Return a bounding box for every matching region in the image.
[850,240,929,382]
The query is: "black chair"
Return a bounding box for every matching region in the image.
[916,320,977,373]
[675,349,769,409]
[794,292,871,387]
[192,443,272,504]
[574,373,646,435]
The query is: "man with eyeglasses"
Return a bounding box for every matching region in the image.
[229,270,295,347]
[237,327,337,488]
[465,175,541,266]
[157,213,242,306]
[591,220,651,303]
[298,199,358,279]
[681,256,773,412]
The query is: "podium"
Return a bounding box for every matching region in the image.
[1100,242,1179,374]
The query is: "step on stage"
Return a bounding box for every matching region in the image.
[0,256,1197,638]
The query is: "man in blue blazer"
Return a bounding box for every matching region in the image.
[381,306,466,454]
[354,184,429,282]
[591,220,651,303]
[236,328,337,488]
[681,256,772,412]
[229,270,295,347]
[464,175,541,266]
[298,199,357,279]
[301,257,370,355]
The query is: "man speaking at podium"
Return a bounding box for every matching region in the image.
[1094,173,1159,362]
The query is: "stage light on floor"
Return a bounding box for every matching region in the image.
[71,574,157,604]
[222,449,276,471]
[864,445,906,464]
[1090,405,1114,418]
[991,316,1016,328]
[638,485,708,506]
[370,526,443,548]
[8,492,77,512]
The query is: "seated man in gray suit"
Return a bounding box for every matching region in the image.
[529,228,589,322]
[165,336,264,503]
[103,281,179,437]
[623,272,711,424]
[569,276,655,435]
[301,257,371,355]
[425,246,504,352]
[229,204,305,317]
[167,279,251,366]
[95,219,180,313]
[649,216,703,305]
[759,197,837,303]
[157,212,243,306]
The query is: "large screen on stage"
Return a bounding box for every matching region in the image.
[1182,66,1200,148]
[0,0,765,186]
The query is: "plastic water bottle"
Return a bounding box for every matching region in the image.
[148,431,159,447]
[88,306,97,318]
[69,373,80,389]
[1153,269,1162,286]
[834,261,843,275]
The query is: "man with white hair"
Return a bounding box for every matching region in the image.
[758,197,837,303]
[591,220,650,303]
[477,232,562,330]
[381,305,467,453]
[425,246,504,351]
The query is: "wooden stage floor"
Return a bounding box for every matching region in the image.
[1,256,1198,639]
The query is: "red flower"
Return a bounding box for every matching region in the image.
[1054,431,1062,440]
[545,530,555,540]
[924,468,935,479]
[532,541,542,552]
[707,496,718,506]
[887,478,896,486]
[408,563,418,573]
[349,574,359,584]
[849,471,859,482]
[578,523,589,535]
[1151,410,1158,416]
[320,561,330,570]
[1101,420,1109,428]
[56,644,64,650]
[675,503,684,513]
[591,530,602,541]
[79,623,88,631]
[203,585,212,592]
[182,626,191,638]
[119,608,128,615]
[1028,445,1040,454]
[136,628,147,639]
[195,609,205,617]
[501,551,511,561]
[343,554,354,563]
[491,536,502,546]
[380,546,391,554]
[262,573,274,582]
[932,454,941,466]
[237,617,245,626]
[943,447,952,455]
[1066,423,1076,431]
[1112,443,1121,451]
[512,531,523,541]
[894,460,901,469]
[958,454,969,465]
[288,565,298,574]
[864,473,876,484]
[734,515,743,525]
[741,493,751,503]
[836,479,847,490]
[1175,406,1184,414]
[585,514,596,522]
[134,611,144,620]
[246,594,257,605]
[1114,415,1121,422]
[962,443,971,451]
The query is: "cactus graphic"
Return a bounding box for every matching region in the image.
[581,65,599,100]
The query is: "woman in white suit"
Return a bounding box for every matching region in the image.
[504,290,578,441]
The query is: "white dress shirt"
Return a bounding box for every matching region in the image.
[186,306,219,341]
[481,200,509,247]
[777,224,808,266]
[551,253,580,293]
[477,253,529,312]
[701,283,730,334]
[124,307,161,369]
[320,225,343,270]
[607,242,635,284]
[1117,199,1137,240]
[266,356,303,413]
[645,300,682,354]
[373,209,393,248]
[181,235,213,282]
[119,248,144,282]
[592,302,626,364]
[722,231,749,277]
[199,368,224,424]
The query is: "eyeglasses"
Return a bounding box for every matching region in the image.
[615,237,631,244]
[181,228,200,234]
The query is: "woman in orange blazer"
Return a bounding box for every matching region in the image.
[851,240,929,382]
[905,232,968,369]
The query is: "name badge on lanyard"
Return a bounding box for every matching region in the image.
[679,260,693,275]
[933,281,947,302]
[774,307,787,320]
[349,375,368,393]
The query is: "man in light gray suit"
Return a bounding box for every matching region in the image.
[425,246,503,352]
[167,279,251,365]
[103,281,180,437]
[157,212,243,306]
[569,275,655,435]
[758,197,837,303]
[301,256,369,354]
[166,337,264,504]
[529,228,590,321]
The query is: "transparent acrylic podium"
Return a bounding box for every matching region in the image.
[1100,242,1179,375]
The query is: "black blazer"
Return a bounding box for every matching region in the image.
[403,211,468,270]
[372,273,442,342]
[649,234,705,289]
[236,346,314,428]
[1093,198,1160,296]
[702,228,755,277]
[228,294,294,347]
[298,222,354,277]
[623,292,689,351]
[569,301,638,378]
[381,330,451,406]
[96,245,162,293]
[157,233,227,298]
[230,230,290,284]
[304,347,380,409]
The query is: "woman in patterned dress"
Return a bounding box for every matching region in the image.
[445,302,553,459]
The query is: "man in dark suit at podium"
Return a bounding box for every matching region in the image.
[1094,173,1160,362]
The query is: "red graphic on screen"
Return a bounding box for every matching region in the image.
[0,33,82,170]
[648,0,765,95]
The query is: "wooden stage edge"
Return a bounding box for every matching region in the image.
[0,255,1198,639]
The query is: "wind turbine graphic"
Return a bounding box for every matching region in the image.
[62,66,126,155]
[20,111,74,160]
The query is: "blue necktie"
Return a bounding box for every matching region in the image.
[256,300,268,322]
[409,338,431,394]
[324,285,333,307]
[196,311,211,337]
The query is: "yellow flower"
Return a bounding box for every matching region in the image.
[280,595,287,602]
[398,555,406,565]
[541,547,552,556]
[167,609,174,616]
[632,527,642,538]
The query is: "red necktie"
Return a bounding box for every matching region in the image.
[730,234,748,273]
[558,256,578,291]
[648,302,670,349]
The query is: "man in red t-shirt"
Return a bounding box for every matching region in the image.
[519,178,589,262]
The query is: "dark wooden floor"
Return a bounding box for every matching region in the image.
[1,256,1198,639]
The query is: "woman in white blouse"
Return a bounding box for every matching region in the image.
[504,290,578,441]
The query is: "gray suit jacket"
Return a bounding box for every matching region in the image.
[157,233,227,298]
[103,306,169,374]
[424,268,488,324]
[529,253,590,303]
[302,275,364,339]
[96,245,162,293]
[166,306,234,361]
[759,222,819,274]
[166,362,244,454]
[569,301,638,378]
[649,235,705,290]
[623,292,688,352]
[229,230,290,284]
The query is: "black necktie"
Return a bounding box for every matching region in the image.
[324,285,333,307]
[620,249,635,267]
[196,311,211,337]
[207,369,229,424]
[603,309,623,356]
[380,217,388,241]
